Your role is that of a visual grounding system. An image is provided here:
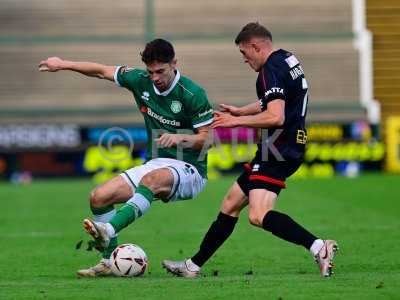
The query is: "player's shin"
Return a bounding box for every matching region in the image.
[262,210,317,249]
[191,212,238,267]
[109,185,154,233]
[91,205,118,258]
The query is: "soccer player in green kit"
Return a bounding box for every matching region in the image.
[39,39,214,277]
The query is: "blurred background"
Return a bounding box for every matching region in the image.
[0,0,399,183]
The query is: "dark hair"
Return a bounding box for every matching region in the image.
[235,22,272,44]
[141,38,175,64]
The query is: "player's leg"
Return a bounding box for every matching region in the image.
[84,158,207,250]
[77,175,133,277]
[90,175,134,255]
[190,182,248,265]
[107,167,174,233]
[84,167,174,245]
[247,160,338,277]
[162,180,248,277]
[248,188,319,247]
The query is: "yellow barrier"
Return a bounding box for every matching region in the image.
[83,146,144,184]
[386,116,400,172]
[83,139,386,183]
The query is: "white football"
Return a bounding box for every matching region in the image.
[110,244,148,277]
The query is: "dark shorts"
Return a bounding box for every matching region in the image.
[237,158,303,196]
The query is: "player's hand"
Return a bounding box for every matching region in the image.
[219,104,242,116]
[154,133,185,148]
[211,111,239,128]
[38,57,65,72]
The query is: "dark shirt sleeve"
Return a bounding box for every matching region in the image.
[258,66,286,110]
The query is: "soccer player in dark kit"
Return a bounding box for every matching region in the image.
[163,22,338,278]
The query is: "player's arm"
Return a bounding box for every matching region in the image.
[213,66,287,128]
[179,125,210,150]
[155,125,211,150]
[38,57,116,81]
[219,101,261,116]
[212,99,285,128]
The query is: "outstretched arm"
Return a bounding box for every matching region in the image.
[38,57,117,81]
[212,99,285,129]
[219,101,261,116]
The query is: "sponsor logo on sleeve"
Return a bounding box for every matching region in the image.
[198,109,213,118]
[265,87,284,98]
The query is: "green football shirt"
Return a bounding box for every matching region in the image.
[115,66,213,178]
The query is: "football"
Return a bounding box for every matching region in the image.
[110,244,148,277]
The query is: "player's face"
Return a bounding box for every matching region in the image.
[146,60,177,92]
[238,42,263,72]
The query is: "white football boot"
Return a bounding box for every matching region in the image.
[315,240,339,277]
[77,258,113,277]
[83,219,110,251]
[162,259,200,278]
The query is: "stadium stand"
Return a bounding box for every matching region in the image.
[367,0,400,126]
[155,0,352,36]
[0,0,144,37]
[0,0,363,123]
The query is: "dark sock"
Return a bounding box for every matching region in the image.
[262,210,317,249]
[191,212,238,267]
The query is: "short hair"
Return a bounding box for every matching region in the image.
[141,38,175,64]
[235,22,273,44]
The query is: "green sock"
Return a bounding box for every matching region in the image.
[90,204,118,259]
[90,204,114,216]
[109,185,154,233]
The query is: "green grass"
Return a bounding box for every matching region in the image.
[1,174,399,299]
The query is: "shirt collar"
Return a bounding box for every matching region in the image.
[153,70,181,96]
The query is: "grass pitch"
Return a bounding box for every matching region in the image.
[1,174,399,299]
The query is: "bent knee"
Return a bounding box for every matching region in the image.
[139,169,173,194]
[248,210,271,227]
[90,188,107,207]
[221,196,242,217]
[248,214,263,227]
[140,173,154,187]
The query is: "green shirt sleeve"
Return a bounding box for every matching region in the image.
[189,89,214,129]
[114,66,145,91]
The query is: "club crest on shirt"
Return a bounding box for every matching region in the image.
[170,100,182,113]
